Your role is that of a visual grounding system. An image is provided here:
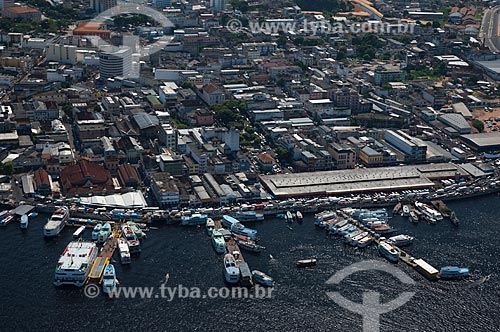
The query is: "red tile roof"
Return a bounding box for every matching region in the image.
[257,153,275,164]
[34,167,50,188]
[60,160,113,194]
[117,163,140,187]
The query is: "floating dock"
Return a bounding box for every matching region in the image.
[87,225,121,283]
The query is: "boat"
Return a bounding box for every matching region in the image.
[222,215,240,228]
[230,222,258,240]
[97,222,111,243]
[54,241,98,287]
[181,213,208,226]
[122,224,141,254]
[127,221,145,239]
[450,211,460,226]
[402,205,410,217]
[329,220,348,234]
[314,211,336,225]
[102,264,117,294]
[238,262,253,287]
[223,253,240,284]
[233,210,264,222]
[252,270,274,287]
[392,202,402,215]
[343,229,363,243]
[91,223,102,240]
[357,235,373,248]
[118,238,131,264]
[415,202,443,221]
[378,241,399,263]
[409,211,419,223]
[350,232,369,246]
[28,212,38,218]
[20,214,28,229]
[296,211,303,222]
[339,225,356,236]
[237,239,266,253]
[439,266,469,280]
[43,206,69,237]
[387,234,414,247]
[72,225,85,238]
[211,229,226,254]
[296,258,317,268]
[285,211,293,223]
[0,210,9,221]
[206,218,215,236]
[335,223,353,235]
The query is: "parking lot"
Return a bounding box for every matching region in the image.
[472,107,500,132]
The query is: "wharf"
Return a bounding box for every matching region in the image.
[87,225,121,283]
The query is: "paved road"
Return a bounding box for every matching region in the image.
[482,7,500,53]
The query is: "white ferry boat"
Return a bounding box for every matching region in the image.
[233,210,265,222]
[223,253,240,284]
[118,238,131,264]
[54,241,98,287]
[72,225,85,239]
[44,207,69,237]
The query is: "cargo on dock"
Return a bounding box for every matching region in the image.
[414,258,439,280]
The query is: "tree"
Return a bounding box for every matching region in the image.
[0,161,14,176]
[472,119,485,133]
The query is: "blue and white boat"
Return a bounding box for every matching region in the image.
[378,241,399,263]
[97,222,111,243]
[439,266,469,280]
[102,264,117,294]
[329,220,348,235]
[230,222,258,240]
[92,223,101,241]
[181,213,208,226]
[387,234,414,247]
[233,210,264,222]
[223,253,240,284]
[20,214,28,229]
[222,215,240,228]
[340,225,356,236]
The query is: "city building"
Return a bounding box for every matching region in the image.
[90,0,117,13]
[385,130,427,162]
[99,48,132,80]
[151,172,180,207]
[210,0,226,12]
[60,160,114,195]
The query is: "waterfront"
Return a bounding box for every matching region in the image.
[1,195,499,332]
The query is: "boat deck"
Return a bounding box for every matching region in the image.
[214,219,222,230]
[226,238,244,263]
[88,257,109,282]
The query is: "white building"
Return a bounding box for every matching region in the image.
[99,48,132,80]
[210,0,226,12]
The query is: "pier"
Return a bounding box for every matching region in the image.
[87,225,121,283]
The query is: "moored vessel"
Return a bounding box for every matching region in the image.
[54,241,98,287]
[44,206,69,237]
[223,253,240,284]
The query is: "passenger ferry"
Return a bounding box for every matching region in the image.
[122,224,141,254]
[439,266,469,280]
[97,222,111,243]
[223,253,240,284]
[206,218,215,236]
[72,226,85,239]
[378,241,399,263]
[181,213,208,226]
[102,264,117,294]
[387,234,414,247]
[91,223,101,240]
[211,229,226,254]
[221,215,239,228]
[230,222,258,240]
[54,241,98,287]
[44,206,69,237]
[233,210,264,222]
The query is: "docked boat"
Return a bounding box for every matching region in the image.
[28,212,38,218]
[439,266,469,280]
[392,202,402,215]
[102,264,117,294]
[97,222,111,243]
[409,211,419,223]
[43,206,69,237]
[206,218,215,236]
[233,210,264,222]
[343,229,363,243]
[314,211,336,225]
[285,211,293,223]
[237,239,266,253]
[350,232,369,246]
[118,238,131,264]
[296,258,317,268]
[20,214,28,229]
[339,224,356,236]
[91,223,102,240]
[450,211,460,226]
[335,223,353,235]
[402,205,410,217]
[329,220,348,234]
[223,253,240,284]
[296,211,303,223]
[54,241,98,287]
[181,213,208,226]
[415,202,443,221]
[211,229,226,254]
[122,224,141,254]
[378,241,399,263]
[127,221,145,239]
[221,215,240,228]
[72,225,85,239]
[239,261,253,287]
[0,210,8,221]
[357,235,373,248]
[252,270,274,287]
[387,234,414,247]
[230,222,258,240]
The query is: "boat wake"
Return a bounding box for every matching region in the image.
[465,274,492,289]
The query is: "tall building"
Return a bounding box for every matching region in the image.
[99,48,132,80]
[210,0,226,12]
[91,0,117,13]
